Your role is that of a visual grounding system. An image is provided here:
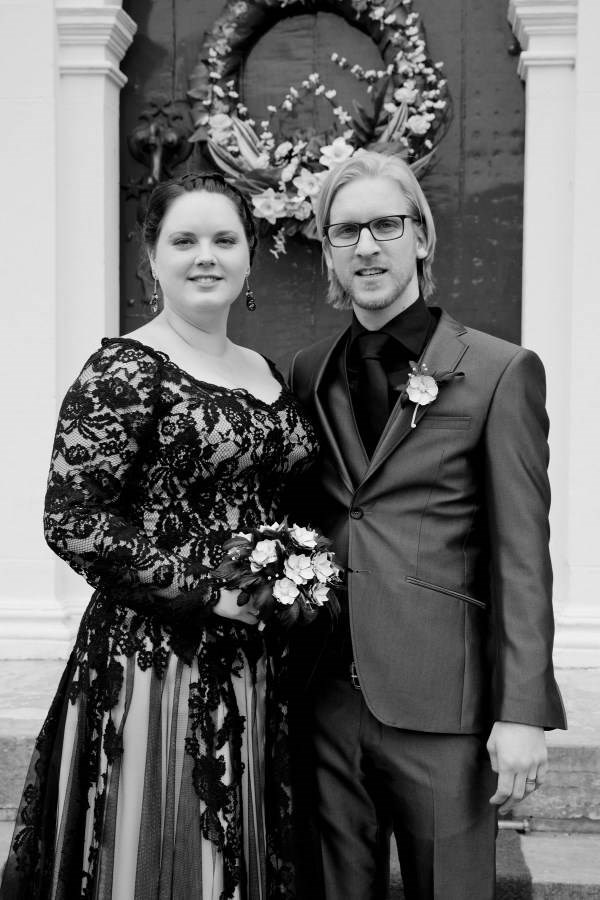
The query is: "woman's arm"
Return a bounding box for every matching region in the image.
[43,341,215,625]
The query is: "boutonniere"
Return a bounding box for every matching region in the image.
[396,362,465,429]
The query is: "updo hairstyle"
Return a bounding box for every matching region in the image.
[142,172,258,262]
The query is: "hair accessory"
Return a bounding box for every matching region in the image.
[245,276,256,311]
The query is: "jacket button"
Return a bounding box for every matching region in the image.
[350,507,363,519]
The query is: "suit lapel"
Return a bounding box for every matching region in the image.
[365,311,469,479]
[312,327,356,494]
[325,352,370,486]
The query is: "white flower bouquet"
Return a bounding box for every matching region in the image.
[212,521,343,627]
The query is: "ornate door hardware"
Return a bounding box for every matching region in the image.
[126,97,193,189]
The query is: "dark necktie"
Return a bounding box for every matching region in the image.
[357,331,391,455]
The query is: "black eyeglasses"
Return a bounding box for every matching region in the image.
[325,214,418,247]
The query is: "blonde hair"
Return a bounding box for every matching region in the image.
[315,151,437,308]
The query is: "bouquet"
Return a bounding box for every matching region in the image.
[212,521,343,628]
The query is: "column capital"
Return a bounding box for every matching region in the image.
[56,3,137,89]
[508,0,578,79]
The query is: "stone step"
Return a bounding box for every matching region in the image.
[0,660,65,823]
[3,669,597,825]
[2,819,599,898]
[389,831,600,899]
[510,668,600,828]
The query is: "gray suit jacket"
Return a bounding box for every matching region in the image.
[290,309,566,734]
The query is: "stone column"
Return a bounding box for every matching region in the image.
[55,1,137,391]
[0,2,136,657]
[53,1,137,630]
[509,0,600,664]
[0,0,65,656]
[559,0,600,665]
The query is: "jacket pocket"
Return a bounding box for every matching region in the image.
[405,575,486,610]
[419,415,471,429]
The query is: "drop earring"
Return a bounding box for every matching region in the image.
[245,275,256,311]
[149,274,159,315]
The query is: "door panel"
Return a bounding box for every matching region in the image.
[120,0,524,370]
[241,13,383,136]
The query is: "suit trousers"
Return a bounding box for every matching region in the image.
[311,676,497,900]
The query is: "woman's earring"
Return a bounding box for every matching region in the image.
[149,274,159,315]
[245,275,256,311]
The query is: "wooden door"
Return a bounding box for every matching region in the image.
[120,0,524,371]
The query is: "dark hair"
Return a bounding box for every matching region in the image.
[143,172,258,262]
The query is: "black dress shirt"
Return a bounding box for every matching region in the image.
[346,296,437,453]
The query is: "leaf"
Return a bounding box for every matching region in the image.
[376,103,408,144]
[370,76,391,121]
[277,602,300,629]
[222,535,252,553]
[237,572,263,591]
[314,535,332,551]
[188,124,210,143]
[230,116,263,155]
[212,559,243,582]
[351,100,375,142]
[251,582,275,617]
[409,147,437,178]
[207,141,250,178]
[229,117,269,168]
[235,170,280,192]
[301,606,319,625]
[434,370,465,384]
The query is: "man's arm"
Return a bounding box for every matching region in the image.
[483,347,566,809]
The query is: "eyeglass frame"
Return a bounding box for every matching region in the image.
[324,214,420,248]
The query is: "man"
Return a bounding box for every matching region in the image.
[288,151,566,900]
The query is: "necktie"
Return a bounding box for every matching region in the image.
[357,331,391,455]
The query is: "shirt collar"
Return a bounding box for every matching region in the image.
[349,295,433,358]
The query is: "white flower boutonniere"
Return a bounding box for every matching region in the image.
[398,362,464,429]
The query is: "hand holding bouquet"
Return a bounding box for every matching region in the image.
[212,521,343,628]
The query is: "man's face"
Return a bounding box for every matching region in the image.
[324,176,426,322]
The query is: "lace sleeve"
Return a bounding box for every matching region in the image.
[43,341,216,624]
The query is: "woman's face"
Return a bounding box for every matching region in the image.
[150,190,250,322]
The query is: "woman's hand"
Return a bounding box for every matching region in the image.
[213,588,261,626]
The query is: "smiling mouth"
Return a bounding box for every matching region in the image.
[189,275,222,283]
[356,268,387,277]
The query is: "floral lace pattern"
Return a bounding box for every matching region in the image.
[1,338,317,899]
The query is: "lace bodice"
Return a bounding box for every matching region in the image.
[44,337,318,641]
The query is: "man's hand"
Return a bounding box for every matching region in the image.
[487,721,548,814]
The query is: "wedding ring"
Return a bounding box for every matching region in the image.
[525,778,537,786]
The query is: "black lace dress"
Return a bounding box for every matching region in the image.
[0,338,318,900]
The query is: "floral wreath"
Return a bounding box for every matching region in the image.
[188,0,451,256]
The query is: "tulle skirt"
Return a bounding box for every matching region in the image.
[0,644,277,900]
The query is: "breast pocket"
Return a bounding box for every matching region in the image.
[419,415,471,430]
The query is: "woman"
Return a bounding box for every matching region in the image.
[0,173,318,900]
